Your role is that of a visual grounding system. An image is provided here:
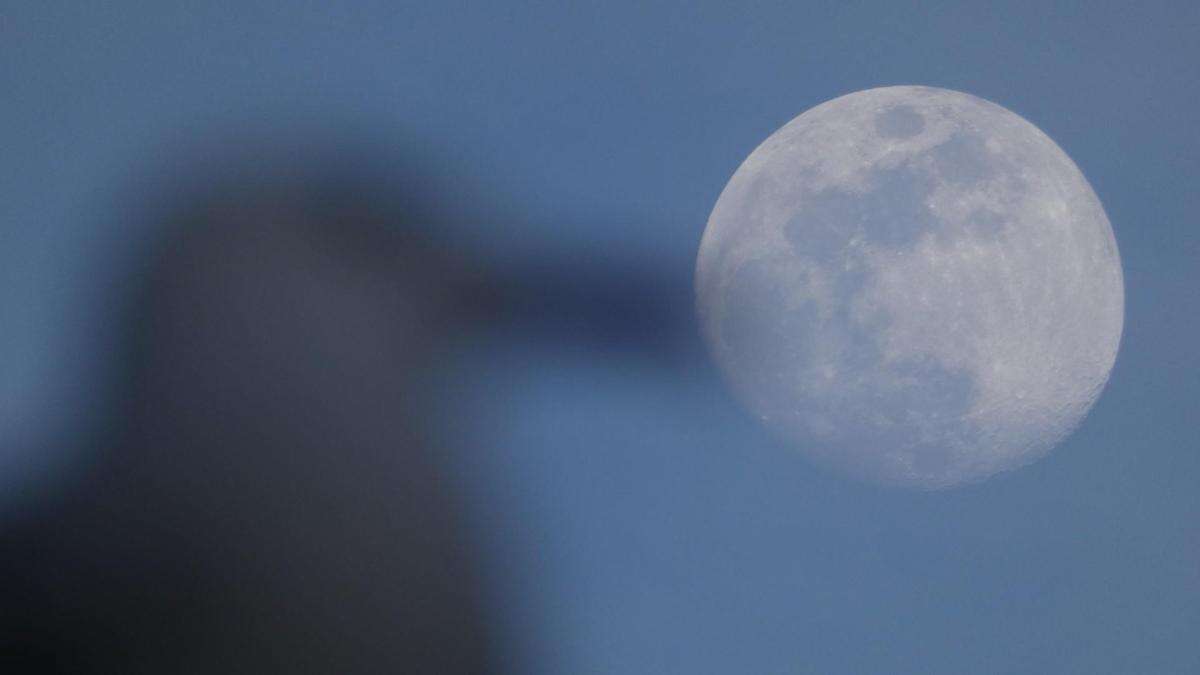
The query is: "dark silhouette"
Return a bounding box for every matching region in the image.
[0,145,496,673]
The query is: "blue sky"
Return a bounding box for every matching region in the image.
[3,2,1198,672]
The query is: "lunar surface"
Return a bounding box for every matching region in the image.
[696,86,1123,488]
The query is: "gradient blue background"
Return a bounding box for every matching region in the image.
[3,2,1198,672]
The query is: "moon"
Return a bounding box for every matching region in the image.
[696,86,1124,488]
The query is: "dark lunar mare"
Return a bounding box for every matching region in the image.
[719,127,1003,480]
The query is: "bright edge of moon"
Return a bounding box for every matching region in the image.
[696,85,1124,489]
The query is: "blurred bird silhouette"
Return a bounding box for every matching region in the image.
[0,143,497,674]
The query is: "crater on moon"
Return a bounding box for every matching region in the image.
[874,104,925,138]
[696,86,1124,488]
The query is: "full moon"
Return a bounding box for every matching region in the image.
[696,86,1124,488]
